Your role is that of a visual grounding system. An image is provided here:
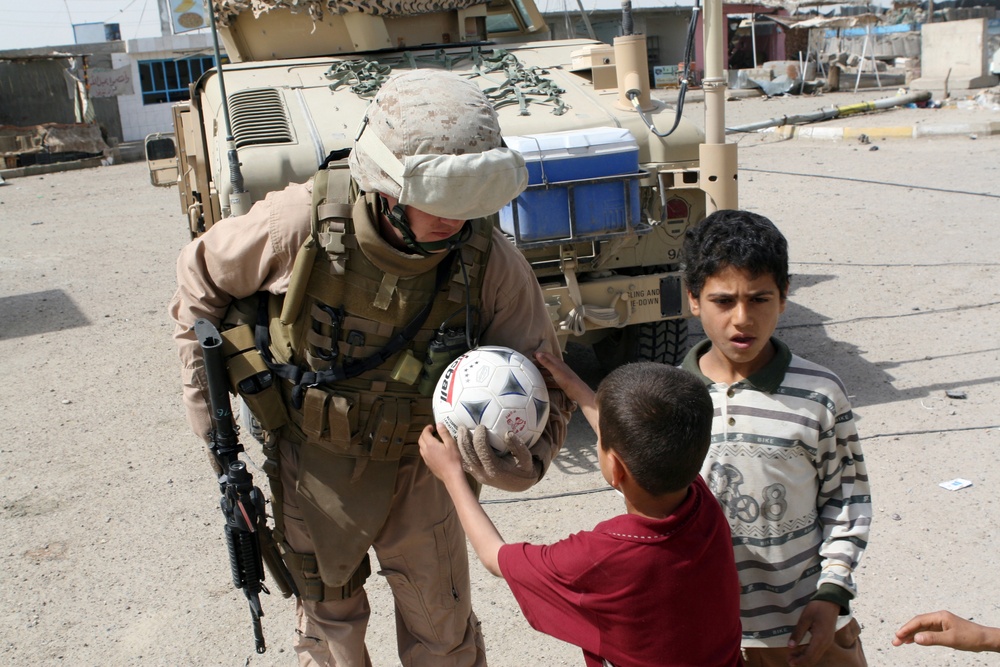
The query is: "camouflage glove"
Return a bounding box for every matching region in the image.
[456,424,542,493]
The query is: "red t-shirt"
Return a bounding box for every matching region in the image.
[498,476,743,667]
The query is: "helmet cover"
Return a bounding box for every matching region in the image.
[349,69,527,220]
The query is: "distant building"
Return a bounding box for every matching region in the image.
[0,7,218,146]
[537,0,787,80]
[110,32,217,142]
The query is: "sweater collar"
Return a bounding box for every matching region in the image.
[681,337,792,393]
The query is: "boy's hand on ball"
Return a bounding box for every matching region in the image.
[419,424,465,484]
[457,425,540,492]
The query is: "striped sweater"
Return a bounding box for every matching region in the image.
[682,337,871,649]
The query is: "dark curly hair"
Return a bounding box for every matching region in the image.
[682,209,789,299]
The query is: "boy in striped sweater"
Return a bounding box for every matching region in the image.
[680,209,871,667]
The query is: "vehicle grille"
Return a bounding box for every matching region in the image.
[229,88,293,148]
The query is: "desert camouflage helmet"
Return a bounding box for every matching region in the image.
[349,69,527,221]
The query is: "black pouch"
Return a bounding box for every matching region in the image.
[221,324,289,431]
[417,327,470,396]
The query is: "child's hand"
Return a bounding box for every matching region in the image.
[534,351,594,407]
[893,610,1000,652]
[419,424,465,484]
[535,351,599,434]
[787,600,840,666]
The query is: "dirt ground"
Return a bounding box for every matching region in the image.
[2,93,1000,666]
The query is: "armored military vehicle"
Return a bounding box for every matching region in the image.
[149,0,738,368]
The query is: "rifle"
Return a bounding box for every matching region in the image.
[194,318,272,654]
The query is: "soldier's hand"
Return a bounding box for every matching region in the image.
[457,425,540,492]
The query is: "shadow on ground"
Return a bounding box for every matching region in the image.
[0,289,90,339]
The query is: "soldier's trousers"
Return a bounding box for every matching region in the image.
[280,440,487,667]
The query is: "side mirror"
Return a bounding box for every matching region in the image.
[145,133,178,187]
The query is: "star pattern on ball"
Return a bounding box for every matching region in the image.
[486,348,516,364]
[461,398,492,425]
[498,372,527,397]
[533,397,548,428]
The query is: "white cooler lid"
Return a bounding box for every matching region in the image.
[504,127,638,160]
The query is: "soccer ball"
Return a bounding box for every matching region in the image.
[432,346,550,454]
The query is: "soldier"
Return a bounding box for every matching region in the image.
[169,69,571,666]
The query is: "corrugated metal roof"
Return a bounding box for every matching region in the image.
[537,0,696,13]
[537,0,889,12]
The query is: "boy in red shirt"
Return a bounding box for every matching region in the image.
[419,357,743,667]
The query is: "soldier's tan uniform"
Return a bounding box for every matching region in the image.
[169,71,570,666]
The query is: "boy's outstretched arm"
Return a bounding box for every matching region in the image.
[893,611,1000,652]
[535,351,598,434]
[419,424,505,576]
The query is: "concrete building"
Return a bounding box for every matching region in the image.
[108,32,217,142]
[0,30,216,146]
[537,0,787,83]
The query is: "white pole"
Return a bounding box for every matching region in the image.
[870,23,883,90]
[853,28,868,93]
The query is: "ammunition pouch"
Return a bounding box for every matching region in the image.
[220,323,289,432]
[288,387,423,460]
[280,548,372,602]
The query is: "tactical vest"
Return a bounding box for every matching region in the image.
[225,168,493,598]
[267,168,494,457]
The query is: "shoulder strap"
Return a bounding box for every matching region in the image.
[313,166,355,254]
[281,167,354,326]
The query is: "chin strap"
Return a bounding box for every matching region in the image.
[379,195,473,255]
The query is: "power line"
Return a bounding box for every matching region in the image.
[132,0,150,40]
[105,0,143,23]
[482,486,613,505]
[742,167,1000,200]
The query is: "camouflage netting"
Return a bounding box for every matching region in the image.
[324,49,569,116]
[213,0,486,26]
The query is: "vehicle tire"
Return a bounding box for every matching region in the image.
[592,317,689,373]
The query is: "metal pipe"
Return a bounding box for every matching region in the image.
[574,0,597,40]
[702,0,725,146]
[725,90,933,134]
[700,0,738,212]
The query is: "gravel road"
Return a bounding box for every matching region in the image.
[2,99,999,666]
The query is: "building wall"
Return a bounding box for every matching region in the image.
[542,8,693,70]
[0,55,122,142]
[543,5,788,78]
[694,4,787,74]
[114,33,214,142]
[0,60,78,126]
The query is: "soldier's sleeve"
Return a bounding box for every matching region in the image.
[479,230,571,480]
[167,183,314,442]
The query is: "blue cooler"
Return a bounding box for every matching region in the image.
[500,127,641,243]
